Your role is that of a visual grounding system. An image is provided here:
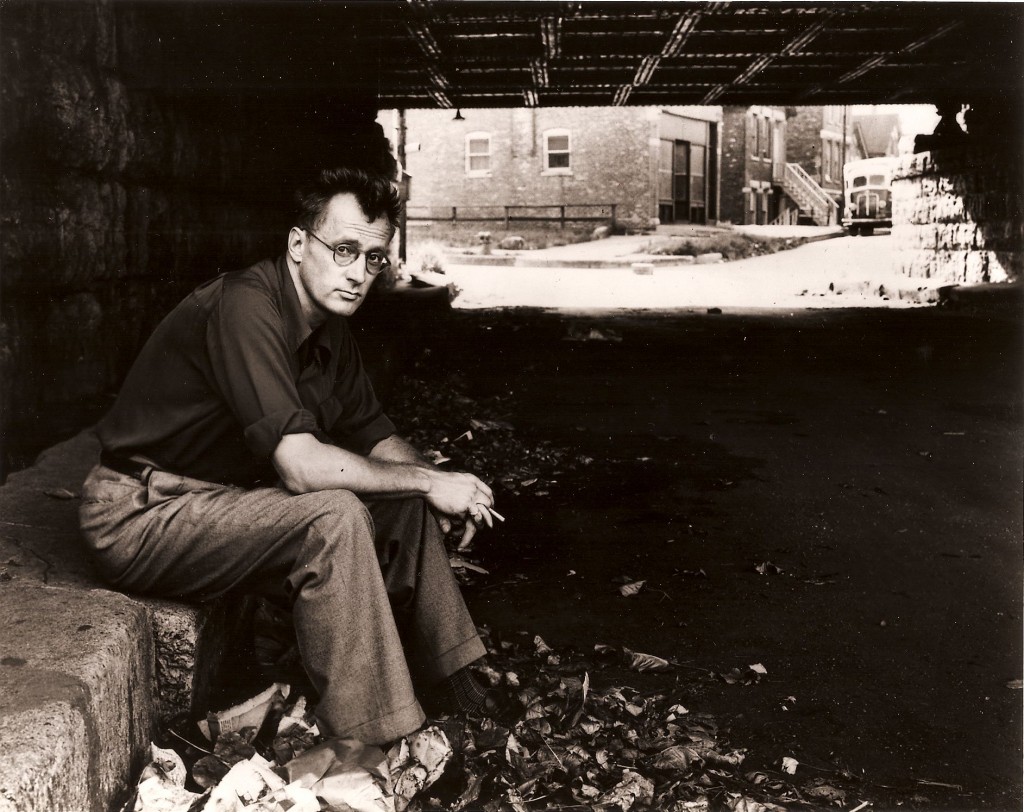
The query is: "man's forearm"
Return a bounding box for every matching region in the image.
[273,433,431,496]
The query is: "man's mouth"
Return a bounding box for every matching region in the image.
[338,290,361,301]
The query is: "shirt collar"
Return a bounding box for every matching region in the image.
[276,255,333,368]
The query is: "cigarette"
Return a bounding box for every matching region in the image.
[485,506,506,522]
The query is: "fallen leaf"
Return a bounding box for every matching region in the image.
[622,647,672,673]
[803,779,846,803]
[448,554,490,574]
[654,745,702,773]
[43,488,79,500]
[389,726,453,812]
[666,703,689,720]
[619,580,646,597]
[781,756,799,774]
[598,769,654,810]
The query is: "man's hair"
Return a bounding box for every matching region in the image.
[294,167,402,232]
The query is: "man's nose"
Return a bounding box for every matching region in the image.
[344,256,368,283]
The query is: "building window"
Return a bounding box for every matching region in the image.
[465,132,491,176]
[823,139,842,183]
[543,129,571,173]
[751,113,771,161]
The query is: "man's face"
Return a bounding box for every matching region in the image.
[291,193,393,322]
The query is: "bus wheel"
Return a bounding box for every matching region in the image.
[849,225,861,236]
[863,227,874,236]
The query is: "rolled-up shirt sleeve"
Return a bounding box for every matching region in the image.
[322,325,396,455]
[206,279,319,461]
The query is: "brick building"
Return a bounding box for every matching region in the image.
[720,105,859,226]
[381,106,721,229]
[719,106,788,225]
[785,105,857,204]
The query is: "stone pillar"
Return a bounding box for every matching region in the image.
[0,0,390,479]
[891,146,1022,285]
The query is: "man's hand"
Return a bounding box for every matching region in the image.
[424,469,495,542]
[370,435,498,543]
[275,433,500,543]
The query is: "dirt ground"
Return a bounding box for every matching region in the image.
[406,304,1022,809]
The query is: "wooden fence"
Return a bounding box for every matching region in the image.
[406,203,618,228]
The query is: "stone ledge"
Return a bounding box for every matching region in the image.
[0,431,236,810]
[0,583,152,812]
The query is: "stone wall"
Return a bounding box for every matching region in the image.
[891,146,1023,284]
[0,0,388,478]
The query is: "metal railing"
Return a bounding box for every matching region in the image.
[781,164,839,225]
[407,203,618,228]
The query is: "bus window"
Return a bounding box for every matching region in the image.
[853,176,867,187]
[868,175,886,185]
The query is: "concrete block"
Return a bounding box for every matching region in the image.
[0,430,238,724]
[696,252,723,264]
[631,262,654,275]
[0,582,153,812]
[0,701,91,812]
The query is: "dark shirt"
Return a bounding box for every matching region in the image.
[96,255,395,486]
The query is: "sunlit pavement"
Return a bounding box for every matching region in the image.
[439,234,938,311]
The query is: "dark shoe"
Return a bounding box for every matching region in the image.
[475,686,521,725]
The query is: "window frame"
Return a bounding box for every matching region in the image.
[465,131,492,177]
[542,128,572,175]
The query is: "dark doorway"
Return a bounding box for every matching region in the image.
[659,138,709,225]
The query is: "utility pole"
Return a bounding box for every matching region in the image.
[841,104,848,169]
[397,108,408,263]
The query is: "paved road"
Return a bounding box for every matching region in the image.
[441,234,933,310]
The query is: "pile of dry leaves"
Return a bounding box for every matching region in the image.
[388,370,591,501]
[129,628,859,812]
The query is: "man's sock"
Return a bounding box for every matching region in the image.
[436,666,489,714]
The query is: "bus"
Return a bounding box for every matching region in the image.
[842,156,897,236]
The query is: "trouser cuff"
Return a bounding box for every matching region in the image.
[334,697,426,747]
[431,634,488,685]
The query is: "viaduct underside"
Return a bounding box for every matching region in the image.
[0,0,1021,478]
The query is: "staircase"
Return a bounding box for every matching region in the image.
[780,163,839,226]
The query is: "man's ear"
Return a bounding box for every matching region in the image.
[286,227,306,263]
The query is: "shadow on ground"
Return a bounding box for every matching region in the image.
[397,305,1022,809]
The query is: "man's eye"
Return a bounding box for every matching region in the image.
[367,252,388,265]
[335,244,358,258]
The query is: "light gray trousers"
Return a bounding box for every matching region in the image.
[79,463,485,745]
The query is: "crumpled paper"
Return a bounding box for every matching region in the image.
[132,745,200,812]
[282,737,393,812]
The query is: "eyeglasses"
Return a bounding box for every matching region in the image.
[304,229,391,275]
